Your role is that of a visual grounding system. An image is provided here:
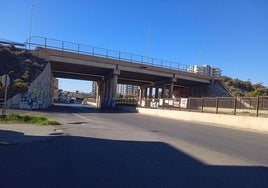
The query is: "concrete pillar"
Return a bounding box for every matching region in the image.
[96,81,104,108]
[144,87,148,98]
[140,86,144,99]
[155,87,159,98]
[108,68,120,109]
[149,87,153,98]
[169,77,177,98]
[111,73,118,108]
[169,82,174,98]
[161,85,166,98]
[109,77,113,106]
[105,79,109,104]
[96,82,99,108]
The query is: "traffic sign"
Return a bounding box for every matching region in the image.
[1,74,10,87]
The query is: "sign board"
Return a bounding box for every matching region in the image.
[173,101,180,108]
[180,98,188,109]
[1,74,10,87]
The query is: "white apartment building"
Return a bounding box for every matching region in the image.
[92,82,139,96]
[117,84,139,96]
[188,64,222,78]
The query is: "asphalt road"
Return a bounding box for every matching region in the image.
[0,103,267,187]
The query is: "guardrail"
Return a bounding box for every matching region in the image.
[25,36,191,72]
[117,96,268,118]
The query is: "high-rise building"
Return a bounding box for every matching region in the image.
[126,85,139,96]
[92,82,139,97]
[117,84,139,96]
[117,84,127,95]
[188,65,221,78]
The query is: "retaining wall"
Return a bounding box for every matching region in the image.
[137,107,268,133]
[7,63,54,109]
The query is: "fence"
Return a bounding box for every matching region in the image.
[117,96,268,118]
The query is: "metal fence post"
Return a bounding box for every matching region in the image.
[188,98,191,111]
[216,97,219,114]
[234,96,237,115]
[256,96,260,117]
[201,97,204,112]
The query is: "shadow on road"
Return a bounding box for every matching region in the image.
[40,103,137,114]
[0,129,267,188]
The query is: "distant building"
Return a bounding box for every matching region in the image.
[126,85,139,96]
[117,84,127,95]
[92,82,138,97]
[188,64,221,78]
[92,81,97,95]
[117,84,138,96]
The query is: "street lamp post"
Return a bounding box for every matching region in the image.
[29,5,34,49]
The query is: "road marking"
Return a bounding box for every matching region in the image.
[72,113,92,122]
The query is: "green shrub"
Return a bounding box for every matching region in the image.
[0,114,61,125]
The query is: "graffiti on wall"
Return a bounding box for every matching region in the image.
[20,89,44,110]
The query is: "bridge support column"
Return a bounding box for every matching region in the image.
[96,80,104,108]
[102,79,109,108]
[161,85,166,98]
[144,87,148,98]
[101,68,120,109]
[111,70,119,108]
[155,87,159,98]
[169,77,177,98]
[149,87,153,99]
[140,87,145,99]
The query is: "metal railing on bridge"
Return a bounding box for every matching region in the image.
[117,96,268,118]
[26,36,190,72]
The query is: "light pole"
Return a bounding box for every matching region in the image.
[147,19,151,64]
[29,5,34,49]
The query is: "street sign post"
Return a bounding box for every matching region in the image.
[1,74,10,87]
[1,74,10,116]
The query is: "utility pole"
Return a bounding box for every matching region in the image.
[29,5,34,49]
[147,19,151,63]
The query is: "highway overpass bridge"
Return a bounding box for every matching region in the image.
[29,36,212,108]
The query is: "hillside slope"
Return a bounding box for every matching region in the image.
[219,76,268,97]
[0,45,47,99]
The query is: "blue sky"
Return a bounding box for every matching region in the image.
[1,0,268,92]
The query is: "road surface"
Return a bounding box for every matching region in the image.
[0,103,267,187]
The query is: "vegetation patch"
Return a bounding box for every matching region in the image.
[0,114,61,125]
[219,76,268,96]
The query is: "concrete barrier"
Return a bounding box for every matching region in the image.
[137,107,268,133]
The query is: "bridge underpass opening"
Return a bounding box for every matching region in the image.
[56,78,94,105]
[56,78,142,108]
